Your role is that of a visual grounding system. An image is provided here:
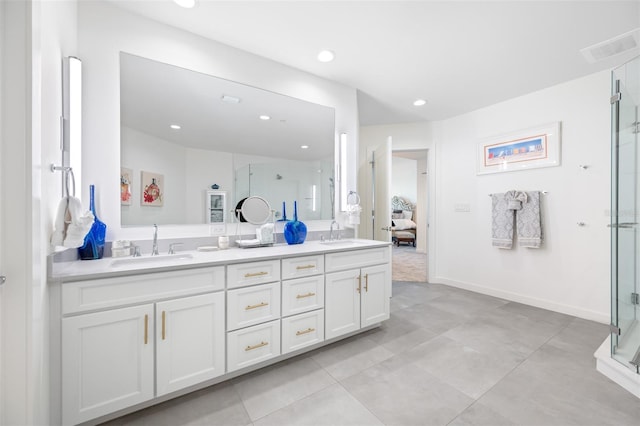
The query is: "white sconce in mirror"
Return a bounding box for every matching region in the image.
[339,133,348,211]
[62,56,82,195]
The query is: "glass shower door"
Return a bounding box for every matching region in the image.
[611,57,640,371]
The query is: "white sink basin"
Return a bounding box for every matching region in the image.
[111,253,194,267]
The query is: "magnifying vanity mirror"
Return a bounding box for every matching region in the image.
[236,196,272,225]
[119,52,336,228]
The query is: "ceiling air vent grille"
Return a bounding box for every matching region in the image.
[581,29,640,63]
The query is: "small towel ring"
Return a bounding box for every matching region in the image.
[50,164,75,197]
[347,191,360,206]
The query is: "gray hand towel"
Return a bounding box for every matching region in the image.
[516,191,542,248]
[491,193,514,249]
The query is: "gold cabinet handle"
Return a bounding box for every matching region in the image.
[245,271,268,278]
[245,302,269,310]
[365,273,369,292]
[356,275,361,293]
[296,327,315,336]
[296,292,316,299]
[296,264,315,270]
[162,311,166,340]
[144,314,149,345]
[245,341,269,351]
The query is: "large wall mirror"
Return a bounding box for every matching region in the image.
[119,52,336,227]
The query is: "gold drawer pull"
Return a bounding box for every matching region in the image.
[245,271,268,278]
[245,341,269,351]
[245,302,269,310]
[296,292,316,299]
[144,314,149,345]
[365,274,369,292]
[296,264,315,270]
[356,275,361,293]
[162,311,166,340]
[296,327,315,336]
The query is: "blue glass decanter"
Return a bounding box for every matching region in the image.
[283,200,307,245]
[79,184,107,260]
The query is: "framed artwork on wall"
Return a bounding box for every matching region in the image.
[141,171,164,206]
[120,167,132,206]
[477,122,561,175]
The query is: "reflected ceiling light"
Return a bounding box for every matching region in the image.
[259,115,271,120]
[221,94,241,104]
[173,0,197,8]
[317,50,335,62]
[413,99,427,106]
[170,124,181,130]
[301,145,309,149]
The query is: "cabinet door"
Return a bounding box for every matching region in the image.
[156,292,226,396]
[62,304,154,425]
[325,269,361,339]
[361,264,391,327]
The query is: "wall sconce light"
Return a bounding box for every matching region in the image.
[339,133,348,211]
[62,56,82,195]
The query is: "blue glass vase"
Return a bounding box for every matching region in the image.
[283,201,307,245]
[79,185,107,260]
[278,201,288,222]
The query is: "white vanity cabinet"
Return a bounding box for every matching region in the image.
[58,267,226,425]
[62,304,155,425]
[280,255,325,354]
[52,241,391,425]
[226,260,282,372]
[324,247,391,340]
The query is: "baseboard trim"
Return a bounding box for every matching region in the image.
[433,276,609,324]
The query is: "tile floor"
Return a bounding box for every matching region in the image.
[102,282,640,426]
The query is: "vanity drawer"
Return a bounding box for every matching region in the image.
[227,282,281,331]
[325,247,390,273]
[281,310,324,355]
[62,267,225,315]
[227,260,280,289]
[227,320,281,372]
[281,275,324,317]
[281,255,324,280]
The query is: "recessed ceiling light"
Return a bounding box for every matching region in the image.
[221,94,241,104]
[317,50,335,63]
[301,145,309,149]
[413,99,427,107]
[259,115,271,120]
[173,0,197,8]
[170,124,181,130]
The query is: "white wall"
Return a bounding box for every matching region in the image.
[434,70,611,323]
[391,156,417,203]
[78,0,358,241]
[1,0,77,424]
[360,71,611,323]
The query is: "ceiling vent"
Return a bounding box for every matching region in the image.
[581,28,640,63]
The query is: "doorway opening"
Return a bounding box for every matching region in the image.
[391,149,428,282]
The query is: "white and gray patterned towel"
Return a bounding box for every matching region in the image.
[517,191,542,248]
[505,190,528,210]
[491,193,514,249]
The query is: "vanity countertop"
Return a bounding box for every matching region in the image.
[50,239,391,282]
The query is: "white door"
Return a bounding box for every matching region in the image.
[325,269,361,339]
[156,292,226,396]
[373,137,392,242]
[62,304,155,425]
[361,264,391,327]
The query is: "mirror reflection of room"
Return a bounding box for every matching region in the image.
[119,53,335,227]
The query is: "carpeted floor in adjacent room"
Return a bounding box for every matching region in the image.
[391,244,427,282]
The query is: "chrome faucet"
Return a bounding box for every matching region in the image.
[151,224,159,256]
[329,220,341,241]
